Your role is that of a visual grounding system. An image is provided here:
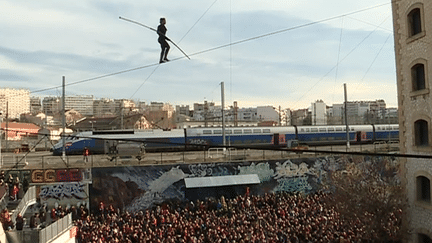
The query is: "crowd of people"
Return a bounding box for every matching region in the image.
[0,171,22,201]
[25,202,89,230]
[75,191,402,243]
[0,199,88,231]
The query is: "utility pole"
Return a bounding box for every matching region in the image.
[344,83,350,148]
[5,101,8,151]
[221,82,226,149]
[62,76,66,161]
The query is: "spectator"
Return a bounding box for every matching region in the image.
[0,209,13,231]
[30,213,40,229]
[9,184,19,201]
[74,191,403,243]
[15,213,24,231]
[51,208,57,222]
[6,174,13,195]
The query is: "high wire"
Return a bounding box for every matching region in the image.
[28,2,392,96]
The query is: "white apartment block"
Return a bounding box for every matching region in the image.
[392,0,432,241]
[65,95,94,116]
[0,88,30,119]
[256,106,279,122]
[311,100,327,125]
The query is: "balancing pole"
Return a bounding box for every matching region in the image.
[119,16,190,60]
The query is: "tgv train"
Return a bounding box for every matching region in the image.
[51,124,399,155]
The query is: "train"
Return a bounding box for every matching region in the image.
[51,124,399,155]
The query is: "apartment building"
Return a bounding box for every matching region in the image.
[0,88,30,119]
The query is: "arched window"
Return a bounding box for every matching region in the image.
[408,8,422,37]
[417,176,431,202]
[418,233,432,243]
[412,63,426,91]
[415,120,429,146]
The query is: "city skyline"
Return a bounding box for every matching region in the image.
[1,1,397,109]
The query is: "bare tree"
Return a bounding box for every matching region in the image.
[324,156,406,242]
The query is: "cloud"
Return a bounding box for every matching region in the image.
[0,0,397,110]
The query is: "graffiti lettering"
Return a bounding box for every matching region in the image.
[188,139,208,145]
[274,161,312,179]
[57,169,82,182]
[39,183,87,200]
[212,167,230,176]
[238,162,274,182]
[31,169,83,183]
[32,170,44,183]
[189,164,214,177]
[273,177,312,193]
[45,170,56,182]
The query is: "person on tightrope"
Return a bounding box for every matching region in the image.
[157,17,170,63]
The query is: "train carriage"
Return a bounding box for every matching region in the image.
[52,124,399,155]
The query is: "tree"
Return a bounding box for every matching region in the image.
[324,156,406,242]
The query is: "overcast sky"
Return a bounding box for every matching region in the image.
[1,0,396,110]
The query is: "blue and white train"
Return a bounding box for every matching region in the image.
[51,124,399,155]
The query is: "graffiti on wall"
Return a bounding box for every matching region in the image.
[39,182,87,200]
[90,155,400,212]
[237,162,274,182]
[31,169,83,183]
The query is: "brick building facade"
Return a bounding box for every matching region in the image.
[392,0,432,241]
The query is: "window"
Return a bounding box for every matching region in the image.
[319,128,326,132]
[412,63,426,91]
[418,233,432,243]
[417,176,431,202]
[203,130,212,134]
[253,129,262,133]
[244,129,252,134]
[335,127,342,132]
[234,129,242,134]
[414,120,429,146]
[328,128,335,132]
[408,8,422,37]
[263,129,271,133]
[213,130,222,134]
[311,128,318,132]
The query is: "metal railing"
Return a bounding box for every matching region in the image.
[11,186,36,224]
[6,214,73,243]
[40,213,72,243]
[0,143,400,169]
[0,186,8,212]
